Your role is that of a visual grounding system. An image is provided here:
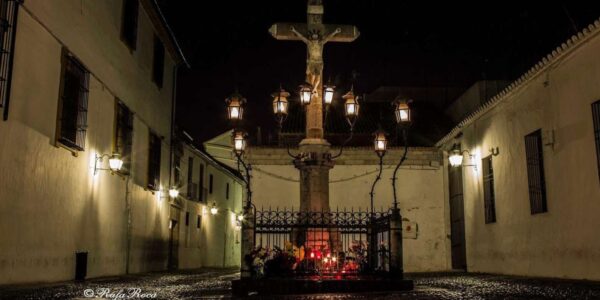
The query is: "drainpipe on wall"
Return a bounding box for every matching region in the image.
[125,176,132,274]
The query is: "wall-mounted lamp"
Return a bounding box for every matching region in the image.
[168,187,179,198]
[210,202,218,215]
[489,147,500,156]
[448,144,477,171]
[94,153,123,175]
[237,214,244,222]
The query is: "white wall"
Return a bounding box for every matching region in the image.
[240,147,452,272]
[446,25,600,280]
[176,145,243,269]
[0,0,178,284]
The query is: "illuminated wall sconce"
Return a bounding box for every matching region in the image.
[448,144,477,171]
[210,202,218,215]
[168,187,180,198]
[94,153,123,175]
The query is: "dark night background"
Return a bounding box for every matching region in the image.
[157,1,600,145]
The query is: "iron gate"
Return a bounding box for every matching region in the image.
[249,208,391,277]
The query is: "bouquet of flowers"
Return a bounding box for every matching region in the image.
[345,240,368,273]
[264,243,298,277]
[244,246,270,278]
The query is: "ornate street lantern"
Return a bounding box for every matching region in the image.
[272,88,290,125]
[448,144,464,167]
[299,83,313,106]
[168,187,179,198]
[343,89,359,127]
[393,98,411,125]
[210,203,218,215]
[232,131,247,155]
[323,84,335,105]
[373,129,388,156]
[225,93,246,121]
[108,153,124,172]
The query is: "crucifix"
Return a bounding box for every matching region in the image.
[269,0,360,139]
[269,0,359,251]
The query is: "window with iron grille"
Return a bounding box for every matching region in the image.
[185,212,189,226]
[0,0,21,121]
[147,131,161,191]
[114,100,133,174]
[187,157,194,199]
[197,215,201,228]
[57,52,89,151]
[173,142,183,186]
[199,164,205,201]
[593,100,600,181]
[525,129,547,214]
[482,156,496,223]
[121,0,138,50]
[226,182,229,200]
[209,174,213,194]
[152,35,164,88]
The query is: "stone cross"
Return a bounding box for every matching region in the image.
[269,0,359,139]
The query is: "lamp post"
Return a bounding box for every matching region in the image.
[370,128,387,216]
[391,98,412,210]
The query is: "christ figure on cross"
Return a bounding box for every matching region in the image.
[290,26,342,90]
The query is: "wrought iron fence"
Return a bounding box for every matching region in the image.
[249,208,391,277]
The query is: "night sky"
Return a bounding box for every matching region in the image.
[158,1,600,144]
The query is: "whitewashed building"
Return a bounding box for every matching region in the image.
[438,18,600,280]
[0,0,242,285]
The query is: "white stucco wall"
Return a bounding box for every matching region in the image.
[222,147,452,272]
[443,26,600,280]
[177,145,243,269]
[0,1,179,284]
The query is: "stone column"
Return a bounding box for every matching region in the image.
[240,205,255,278]
[389,208,404,278]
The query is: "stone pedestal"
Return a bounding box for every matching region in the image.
[241,205,255,278]
[292,138,340,251]
[389,208,404,278]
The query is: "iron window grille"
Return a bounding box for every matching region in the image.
[114,100,133,174]
[209,174,213,194]
[592,100,600,181]
[226,182,229,199]
[57,52,89,151]
[147,131,161,191]
[199,164,205,201]
[121,0,138,50]
[197,215,201,228]
[482,156,496,223]
[185,212,189,226]
[525,129,548,214]
[152,35,164,88]
[187,157,194,199]
[0,0,21,121]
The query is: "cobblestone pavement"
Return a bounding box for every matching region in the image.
[1,269,600,299]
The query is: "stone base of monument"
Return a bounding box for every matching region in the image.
[231,276,414,296]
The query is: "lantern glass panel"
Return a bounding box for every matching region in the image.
[108,154,123,171]
[449,151,464,167]
[324,87,334,105]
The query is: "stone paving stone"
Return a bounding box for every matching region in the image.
[1,269,599,299]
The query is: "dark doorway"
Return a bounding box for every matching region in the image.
[448,165,467,270]
[168,210,180,270]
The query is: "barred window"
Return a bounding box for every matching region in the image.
[185,212,189,226]
[114,100,133,174]
[209,174,214,194]
[187,157,195,199]
[196,215,201,229]
[0,0,21,121]
[152,35,164,88]
[482,156,496,223]
[147,131,161,191]
[199,164,205,201]
[121,0,138,50]
[226,182,229,200]
[525,129,547,214]
[57,52,89,151]
[592,100,600,181]
[173,142,183,186]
